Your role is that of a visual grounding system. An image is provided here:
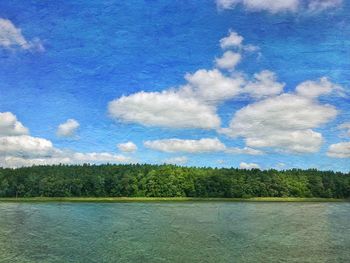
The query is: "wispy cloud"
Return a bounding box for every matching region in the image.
[0,18,44,51]
[216,0,342,14]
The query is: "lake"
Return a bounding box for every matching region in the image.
[0,202,349,262]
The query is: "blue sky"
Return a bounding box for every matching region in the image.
[0,0,349,171]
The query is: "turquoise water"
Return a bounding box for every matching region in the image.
[0,202,349,263]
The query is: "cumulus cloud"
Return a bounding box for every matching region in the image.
[144,138,226,153]
[219,30,259,53]
[0,139,132,167]
[144,137,262,155]
[56,119,80,138]
[0,135,55,158]
[0,112,55,159]
[0,112,29,136]
[70,152,131,163]
[108,28,266,130]
[338,122,350,137]
[108,91,221,129]
[108,30,254,130]
[327,142,350,158]
[223,91,338,153]
[0,156,72,168]
[216,0,342,13]
[0,152,132,168]
[117,141,138,153]
[215,51,241,70]
[181,69,244,103]
[164,156,188,165]
[108,67,247,129]
[245,130,324,153]
[239,162,260,169]
[243,70,285,98]
[295,77,342,98]
[0,18,44,51]
[107,30,341,157]
[0,112,132,168]
[220,30,244,49]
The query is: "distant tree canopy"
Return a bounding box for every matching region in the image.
[0,164,349,198]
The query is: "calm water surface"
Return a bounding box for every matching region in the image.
[0,202,349,263]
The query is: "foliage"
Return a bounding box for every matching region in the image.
[0,164,349,198]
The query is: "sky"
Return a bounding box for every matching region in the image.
[0,0,349,171]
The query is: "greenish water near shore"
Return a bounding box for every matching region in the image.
[0,202,349,262]
[0,197,347,203]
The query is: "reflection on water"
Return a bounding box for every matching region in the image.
[0,202,349,262]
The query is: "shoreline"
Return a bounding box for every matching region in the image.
[0,197,348,203]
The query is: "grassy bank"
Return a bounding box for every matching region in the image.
[0,197,348,203]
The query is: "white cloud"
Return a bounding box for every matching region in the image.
[220,30,244,49]
[245,129,324,153]
[327,142,350,158]
[239,162,260,169]
[108,66,247,129]
[295,77,342,98]
[0,112,55,159]
[216,0,342,13]
[0,156,71,168]
[216,0,240,10]
[144,137,262,155]
[0,112,29,136]
[0,152,132,168]
[108,29,256,130]
[164,156,188,165]
[215,51,241,70]
[107,30,341,157]
[243,44,260,52]
[308,0,343,13]
[181,69,244,103]
[338,122,350,137]
[107,28,260,130]
[243,70,285,98]
[216,0,299,13]
[108,90,221,129]
[117,141,138,153]
[0,112,132,168]
[0,18,29,49]
[0,18,44,51]
[243,0,299,13]
[56,119,80,138]
[223,92,338,153]
[144,138,226,153]
[0,135,55,158]
[219,30,259,53]
[71,152,131,163]
[0,137,132,167]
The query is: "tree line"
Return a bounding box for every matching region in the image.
[0,164,349,198]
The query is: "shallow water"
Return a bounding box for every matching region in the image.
[0,202,349,262]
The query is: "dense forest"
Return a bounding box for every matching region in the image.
[0,164,349,198]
